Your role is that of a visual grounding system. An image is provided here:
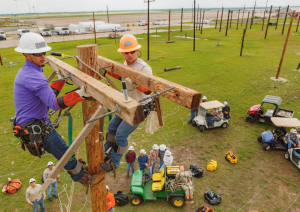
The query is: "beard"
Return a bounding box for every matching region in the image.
[40,64,45,67]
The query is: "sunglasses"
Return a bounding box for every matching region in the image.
[30,52,46,57]
[124,50,136,55]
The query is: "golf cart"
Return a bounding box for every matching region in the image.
[246,95,294,123]
[192,100,228,132]
[129,166,193,208]
[257,117,300,151]
[284,147,300,169]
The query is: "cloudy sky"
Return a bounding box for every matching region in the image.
[0,0,299,14]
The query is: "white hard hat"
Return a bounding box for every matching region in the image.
[152,144,159,150]
[218,108,222,111]
[128,146,134,151]
[159,144,166,151]
[47,161,54,166]
[291,129,297,134]
[224,101,228,105]
[140,149,146,154]
[15,32,52,54]
[165,150,171,156]
[106,185,109,190]
[202,96,207,100]
[29,178,36,184]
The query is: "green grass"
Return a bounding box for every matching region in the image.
[1,23,300,212]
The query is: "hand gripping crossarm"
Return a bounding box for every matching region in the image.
[38,106,106,194]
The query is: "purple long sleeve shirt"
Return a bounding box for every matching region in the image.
[13,60,61,126]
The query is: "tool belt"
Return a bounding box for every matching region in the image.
[12,118,53,158]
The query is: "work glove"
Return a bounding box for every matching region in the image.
[29,203,33,207]
[76,86,91,98]
[124,78,137,87]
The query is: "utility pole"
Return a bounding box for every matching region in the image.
[180,7,183,32]
[14,0,20,28]
[90,13,99,44]
[262,0,268,31]
[236,9,240,30]
[275,6,281,29]
[296,15,300,32]
[201,10,205,34]
[230,10,233,28]
[225,10,230,36]
[241,5,246,26]
[193,0,195,51]
[250,1,256,28]
[27,0,33,25]
[76,44,107,212]
[219,7,224,32]
[264,5,272,39]
[106,5,109,23]
[196,5,199,30]
[240,29,246,56]
[199,8,201,31]
[245,11,250,29]
[168,9,171,41]
[282,5,289,35]
[215,10,219,29]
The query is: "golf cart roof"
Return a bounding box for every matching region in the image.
[200,100,224,110]
[271,117,300,127]
[262,95,282,106]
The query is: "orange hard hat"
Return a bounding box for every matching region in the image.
[117,34,141,53]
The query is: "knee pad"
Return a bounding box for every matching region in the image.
[106,132,127,154]
[67,160,82,176]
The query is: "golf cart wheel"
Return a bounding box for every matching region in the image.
[246,115,254,123]
[257,135,263,142]
[199,125,205,132]
[284,151,290,160]
[130,194,143,206]
[192,119,196,126]
[170,196,185,208]
[221,123,227,128]
[263,143,271,151]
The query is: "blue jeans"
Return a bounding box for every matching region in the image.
[32,197,46,212]
[188,109,198,124]
[209,117,218,126]
[43,128,85,182]
[47,180,57,198]
[158,159,164,170]
[149,161,157,179]
[224,113,232,119]
[286,137,296,150]
[108,207,114,212]
[104,115,139,168]
[126,163,135,175]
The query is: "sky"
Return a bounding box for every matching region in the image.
[0,0,299,14]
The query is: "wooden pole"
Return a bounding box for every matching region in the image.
[275,6,281,29]
[168,9,171,41]
[215,10,219,29]
[230,10,233,28]
[147,0,150,60]
[198,8,201,31]
[276,11,296,79]
[240,28,246,56]
[236,9,240,30]
[201,10,205,34]
[219,7,224,32]
[225,10,230,36]
[181,7,183,32]
[264,5,273,39]
[282,5,289,35]
[93,13,97,44]
[297,63,300,70]
[245,11,250,29]
[262,0,268,31]
[106,5,109,23]
[296,15,300,32]
[193,0,195,51]
[191,3,193,23]
[77,44,106,212]
[241,5,245,26]
[196,5,199,30]
[0,54,3,66]
[250,1,256,28]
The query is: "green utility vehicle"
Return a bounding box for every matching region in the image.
[129,166,192,208]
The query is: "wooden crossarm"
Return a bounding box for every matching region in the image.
[46,56,145,126]
[98,56,201,109]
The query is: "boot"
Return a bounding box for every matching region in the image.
[126,175,129,179]
[54,194,58,198]
[100,162,116,178]
[48,197,52,202]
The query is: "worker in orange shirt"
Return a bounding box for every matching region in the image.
[107,185,115,212]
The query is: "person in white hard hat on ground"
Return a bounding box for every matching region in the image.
[125,146,136,179]
[13,32,103,187]
[101,34,153,174]
[106,185,115,212]
[26,178,47,212]
[222,100,231,119]
[286,129,300,150]
[160,150,173,172]
[158,144,171,170]
[149,144,159,179]
[43,161,59,201]
[188,96,207,124]
[138,149,149,175]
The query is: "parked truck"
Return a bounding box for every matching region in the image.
[17,29,30,37]
[153,20,168,25]
[138,20,146,26]
[39,28,52,36]
[95,24,122,32]
[54,27,70,35]
[0,30,6,40]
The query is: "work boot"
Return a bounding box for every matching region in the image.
[48,197,52,202]
[127,175,129,179]
[54,194,58,198]
[100,162,116,178]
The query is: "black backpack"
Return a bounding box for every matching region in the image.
[114,191,129,206]
[190,164,203,178]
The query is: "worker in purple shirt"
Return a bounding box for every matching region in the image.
[13,32,104,186]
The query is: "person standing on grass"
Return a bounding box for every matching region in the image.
[26,178,47,212]
[100,34,153,174]
[188,96,207,124]
[158,144,171,170]
[149,144,159,179]
[106,185,115,212]
[125,146,136,179]
[160,150,173,171]
[138,149,149,176]
[222,101,231,119]
[43,161,59,201]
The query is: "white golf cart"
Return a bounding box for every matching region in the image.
[285,147,300,169]
[192,100,228,132]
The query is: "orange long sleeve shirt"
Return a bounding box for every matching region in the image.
[107,192,115,210]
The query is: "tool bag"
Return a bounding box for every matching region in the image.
[190,164,203,178]
[145,111,160,135]
[2,179,22,194]
[114,191,129,206]
[195,206,214,212]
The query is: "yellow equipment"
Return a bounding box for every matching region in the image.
[152,177,165,191]
[152,168,164,181]
[207,160,217,171]
[225,151,237,164]
[166,166,180,175]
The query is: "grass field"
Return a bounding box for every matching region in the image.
[1,22,300,212]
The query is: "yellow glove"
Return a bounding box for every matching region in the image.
[57,177,60,183]
[29,203,33,207]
